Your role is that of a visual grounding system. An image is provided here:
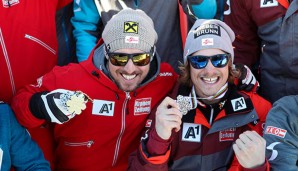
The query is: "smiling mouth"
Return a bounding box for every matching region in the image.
[202,76,218,84]
[122,74,137,80]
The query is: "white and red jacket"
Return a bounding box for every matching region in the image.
[11,39,178,170]
[0,0,72,104]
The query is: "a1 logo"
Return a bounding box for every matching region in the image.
[92,99,115,116]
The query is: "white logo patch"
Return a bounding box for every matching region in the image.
[231,97,247,111]
[125,36,139,44]
[201,38,214,46]
[92,100,115,116]
[134,98,151,115]
[260,0,278,8]
[182,123,201,143]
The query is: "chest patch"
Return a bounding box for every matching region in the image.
[182,123,202,143]
[219,127,236,141]
[260,0,278,8]
[92,99,115,116]
[231,97,247,111]
[134,98,151,115]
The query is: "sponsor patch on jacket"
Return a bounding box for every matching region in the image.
[159,72,173,77]
[260,0,278,8]
[194,24,221,38]
[92,100,115,116]
[265,126,287,138]
[2,0,19,8]
[219,127,236,141]
[182,123,202,143]
[231,97,247,111]
[134,98,151,115]
[145,119,152,127]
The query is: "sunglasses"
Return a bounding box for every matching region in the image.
[107,53,152,66]
[187,54,230,69]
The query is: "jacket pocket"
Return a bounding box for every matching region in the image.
[24,34,56,55]
[64,140,94,148]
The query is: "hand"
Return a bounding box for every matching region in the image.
[155,97,183,140]
[234,64,259,92]
[41,89,88,124]
[233,131,266,169]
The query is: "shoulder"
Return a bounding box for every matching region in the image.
[268,95,298,119]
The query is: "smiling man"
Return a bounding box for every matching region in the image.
[11,8,177,170]
[128,19,272,171]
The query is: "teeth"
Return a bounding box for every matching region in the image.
[122,74,136,80]
[202,77,217,83]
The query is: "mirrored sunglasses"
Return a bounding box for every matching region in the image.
[187,54,230,69]
[108,53,152,66]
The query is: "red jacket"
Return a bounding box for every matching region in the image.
[11,40,178,170]
[0,0,72,104]
[128,85,271,171]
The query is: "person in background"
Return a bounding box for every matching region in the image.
[263,95,298,170]
[71,0,184,73]
[128,19,271,171]
[11,8,178,170]
[0,101,50,171]
[0,0,73,168]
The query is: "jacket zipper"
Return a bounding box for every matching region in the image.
[0,28,16,95]
[24,34,56,54]
[209,106,214,125]
[112,92,131,166]
[64,140,94,148]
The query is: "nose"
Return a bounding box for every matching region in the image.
[123,59,136,74]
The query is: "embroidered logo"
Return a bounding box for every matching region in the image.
[265,126,287,138]
[2,0,19,8]
[201,38,214,46]
[260,0,278,8]
[125,36,139,44]
[134,98,151,115]
[145,119,152,127]
[30,76,43,88]
[182,123,202,143]
[124,21,139,33]
[219,127,236,141]
[194,24,221,38]
[231,97,247,111]
[92,100,115,116]
[159,72,173,77]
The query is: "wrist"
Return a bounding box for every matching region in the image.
[29,92,50,121]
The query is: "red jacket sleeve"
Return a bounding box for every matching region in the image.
[11,66,64,128]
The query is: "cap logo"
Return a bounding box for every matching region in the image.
[124,21,139,33]
[125,36,139,44]
[194,24,221,38]
[201,38,214,46]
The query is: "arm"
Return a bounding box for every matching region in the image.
[6,105,50,170]
[71,0,100,62]
[263,96,298,171]
[128,97,182,171]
